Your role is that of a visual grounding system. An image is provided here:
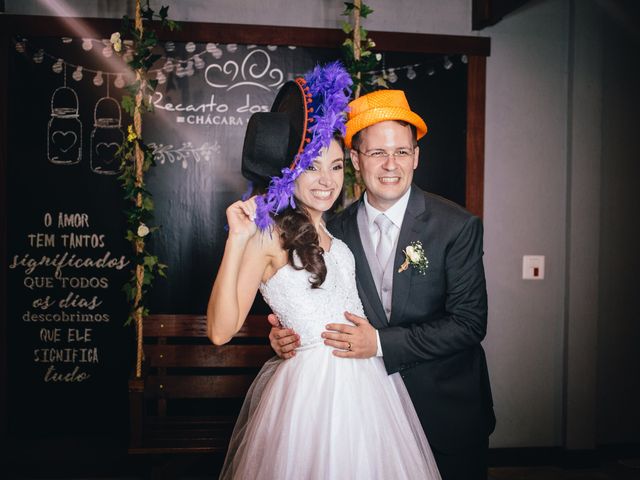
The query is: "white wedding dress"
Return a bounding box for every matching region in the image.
[219,230,441,480]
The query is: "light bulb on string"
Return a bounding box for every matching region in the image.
[93,71,104,86]
[427,67,435,76]
[443,56,453,70]
[193,55,205,70]
[185,60,195,77]
[102,45,113,58]
[165,41,175,52]
[461,54,468,64]
[156,70,167,85]
[114,73,125,88]
[406,66,416,80]
[163,59,174,73]
[206,43,216,53]
[82,38,93,51]
[61,37,72,44]
[226,44,238,53]
[387,68,398,84]
[15,41,26,53]
[185,42,196,53]
[33,49,44,64]
[267,45,277,51]
[52,58,63,74]
[72,66,83,81]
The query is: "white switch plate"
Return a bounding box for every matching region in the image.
[523,255,545,280]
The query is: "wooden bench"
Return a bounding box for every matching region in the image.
[128,314,273,475]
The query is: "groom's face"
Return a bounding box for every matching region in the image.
[350,120,419,212]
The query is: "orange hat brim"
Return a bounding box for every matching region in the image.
[345,106,427,149]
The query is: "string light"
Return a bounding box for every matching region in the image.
[165,41,175,52]
[427,67,435,76]
[61,37,72,44]
[82,38,93,51]
[15,41,26,53]
[185,42,196,53]
[193,55,205,70]
[102,46,113,58]
[443,56,453,70]
[387,68,398,84]
[72,66,83,81]
[461,54,468,64]
[33,49,44,64]
[406,66,416,80]
[114,73,125,88]
[226,44,238,53]
[52,58,63,74]
[267,45,277,51]
[93,71,104,86]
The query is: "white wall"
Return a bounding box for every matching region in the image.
[5,0,637,450]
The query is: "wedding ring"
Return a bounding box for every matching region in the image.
[347,341,352,351]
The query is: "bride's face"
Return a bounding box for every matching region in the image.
[294,139,344,215]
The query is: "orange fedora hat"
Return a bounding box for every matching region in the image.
[345,90,427,148]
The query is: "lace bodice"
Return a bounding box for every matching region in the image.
[259,234,365,347]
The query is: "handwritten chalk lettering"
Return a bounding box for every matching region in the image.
[32,296,55,310]
[35,347,99,363]
[58,276,109,289]
[58,292,102,310]
[39,327,61,343]
[186,114,244,126]
[67,328,92,343]
[44,365,91,383]
[43,213,53,227]
[57,212,90,228]
[152,92,229,113]
[23,310,111,323]
[60,233,105,249]
[27,233,55,248]
[8,251,130,277]
[236,94,269,113]
[24,276,55,290]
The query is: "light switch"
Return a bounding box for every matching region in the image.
[523,255,545,280]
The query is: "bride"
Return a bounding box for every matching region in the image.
[207,62,441,480]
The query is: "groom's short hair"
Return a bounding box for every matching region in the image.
[350,120,418,151]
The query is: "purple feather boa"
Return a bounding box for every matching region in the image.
[254,61,352,230]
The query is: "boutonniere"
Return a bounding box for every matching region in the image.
[398,241,429,274]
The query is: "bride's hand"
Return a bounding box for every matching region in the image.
[226,197,258,239]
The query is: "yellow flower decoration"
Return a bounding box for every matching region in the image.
[127,124,137,142]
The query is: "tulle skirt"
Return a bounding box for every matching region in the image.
[219,342,441,480]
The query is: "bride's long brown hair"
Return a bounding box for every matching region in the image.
[272,133,345,289]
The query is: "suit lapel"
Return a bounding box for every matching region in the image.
[390,186,426,324]
[340,201,388,329]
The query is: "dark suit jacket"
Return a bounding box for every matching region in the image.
[327,185,496,452]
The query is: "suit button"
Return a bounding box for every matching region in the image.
[382,286,390,293]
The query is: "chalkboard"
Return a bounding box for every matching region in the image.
[1,16,487,473]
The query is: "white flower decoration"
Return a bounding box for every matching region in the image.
[110,32,122,52]
[137,223,150,237]
[398,241,429,274]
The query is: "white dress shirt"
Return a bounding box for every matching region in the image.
[362,188,412,356]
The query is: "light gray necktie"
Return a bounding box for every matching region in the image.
[374,213,395,270]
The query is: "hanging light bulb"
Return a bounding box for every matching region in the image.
[93,71,104,86]
[226,43,238,53]
[443,56,453,70]
[52,59,63,74]
[267,45,277,51]
[15,41,26,53]
[185,42,196,53]
[82,38,93,51]
[387,69,398,84]
[156,70,167,85]
[406,66,417,80]
[461,54,468,64]
[114,73,125,88]
[163,59,174,73]
[288,45,297,50]
[193,55,205,70]
[33,49,44,64]
[427,67,435,76]
[165,41,175,52]
[61,37,72,44]
[72,66,83,81]
[102,45,113,58]
[185,60,195,77]
[211,46,223,59]
[206,43,216,53]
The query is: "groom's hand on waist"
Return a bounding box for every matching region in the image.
[323,312,377,359]
[268,313,300,359]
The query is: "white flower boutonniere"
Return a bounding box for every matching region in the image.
[398,241,429,274]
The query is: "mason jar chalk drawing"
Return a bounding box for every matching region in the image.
[90,95,123,175]
[47,79,82,165]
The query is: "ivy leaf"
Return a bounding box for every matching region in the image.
[360,3,374,18]
[121,95,135,116]
[342,2,356,15]
[341,21,353,35]
[159,6,169,21]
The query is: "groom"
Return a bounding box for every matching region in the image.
[269,89,495,479]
